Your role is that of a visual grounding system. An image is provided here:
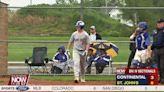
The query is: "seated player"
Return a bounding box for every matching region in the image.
[86,48,96,74]
[94,49,112,74]
[51,46,70,74]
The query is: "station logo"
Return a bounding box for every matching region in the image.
[8,74,30,85]
[8,74,30,91]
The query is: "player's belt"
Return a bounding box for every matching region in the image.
[75,48,85,51]
[78,49,85,51]
[156,46,164,49]
[137,48,146,51]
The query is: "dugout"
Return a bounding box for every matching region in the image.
[0,2,8,75]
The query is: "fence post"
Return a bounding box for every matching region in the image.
[80,0,84,20]
[0,2,8,75]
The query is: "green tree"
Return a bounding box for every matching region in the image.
[56,0,66,4]
[68,0,78,4]
[84,0,124,7]
[121,0,164,30]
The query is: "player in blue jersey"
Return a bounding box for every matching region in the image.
[51,46,70,74]
[94,49,112,74]
[130,22,151,68]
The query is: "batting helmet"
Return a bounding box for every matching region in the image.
[75,20,85,29]
[137,22,148,30]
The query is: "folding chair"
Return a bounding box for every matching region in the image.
[25,47,49,74]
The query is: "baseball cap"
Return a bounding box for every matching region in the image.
[137,22,148,30]
[157,19,164,23]
[58,46,65,52]
[90,25,96,29]
[75,21,85,27]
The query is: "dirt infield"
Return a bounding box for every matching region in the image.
[0,76,115,85]
[2,76,164,85]
[28,79,115,85]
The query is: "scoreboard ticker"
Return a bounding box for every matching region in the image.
[116,68,158,85]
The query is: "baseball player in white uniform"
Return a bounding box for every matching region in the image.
[67,21,90,83]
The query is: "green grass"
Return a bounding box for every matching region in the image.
[9,36,129,41]
[10,4,132,37]
[31,75,115,81]
[8,36,130,62]
[9,36,70,41]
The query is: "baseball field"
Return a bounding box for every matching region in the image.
[2,36,130,85]
[8,36,130,62]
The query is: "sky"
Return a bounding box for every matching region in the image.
[1,0,56,7]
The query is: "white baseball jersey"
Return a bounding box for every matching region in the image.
[69,31,90,51]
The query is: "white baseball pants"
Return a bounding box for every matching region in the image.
[72,50,86,81]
